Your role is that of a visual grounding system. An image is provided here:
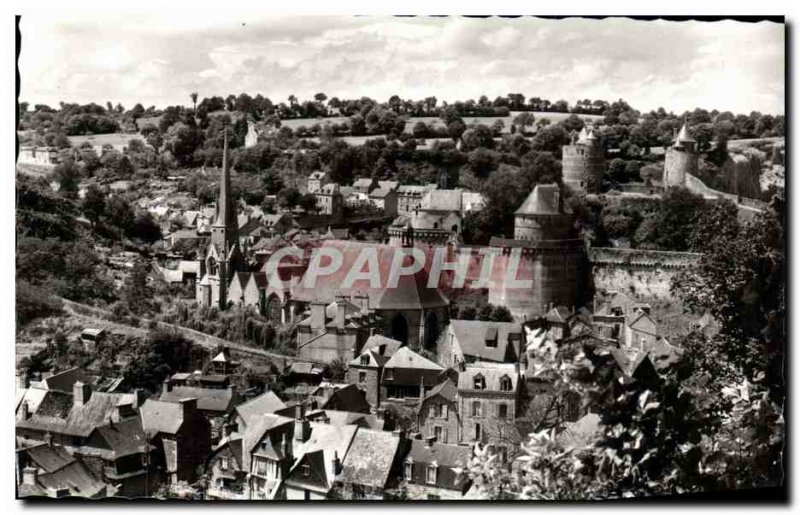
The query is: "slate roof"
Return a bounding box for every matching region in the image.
[448,319,522,363]
[91,417,149,458]
[241,414,295,473]
[348,347,390,368]
[457,363,519,392]
[234,391,288,429]
[21,460,107,498]
[337,428,400,488]
[422,379,458,404]
[407,439,472,477]
[515,183,572,216]
[17,390,137,438]
[372,262,449,310]
[140,399,185,436]
[159,386,240,414]
[41,368,94,393]
[384,347,443,371]
[25,444,74,473]
[364,335,404,357]
[610,347,651,378]
[675,123,696,144]
[287,423,358,490]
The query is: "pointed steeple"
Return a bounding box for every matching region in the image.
[211,127,238,251]
[675,123,695,144]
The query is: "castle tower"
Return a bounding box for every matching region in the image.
[562,127,605,194]
[197,128,243,310]
[489,183,588,321]
[663,123,698,188]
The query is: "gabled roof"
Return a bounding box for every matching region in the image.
[24,444,74,473]
[348,347,390,368]
[423,379,457,404]
[159,386,240,414]
[91,417,149,458]
[17,389,138,438]
[140,399,185,436]
[241,414,294,473]
[384,347,443,371]
[628,311,658,336]
[448,319,522,363]
[407,439,472,470]
[675,123,695,144]
[364,335,404,357]
[234,391,288,429]
[337,428,400,488]
[421,189,463,212]
[515,183,572,216]
[610,347,651,378]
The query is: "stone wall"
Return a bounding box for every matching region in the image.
[589,247,700,300]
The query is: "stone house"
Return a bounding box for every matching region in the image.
[381,347,444,404]
[345,335,403,408]
[401,438,472,500]
[436,319,523,369]
[333,428,404,499]
[456,363,521,463]
[416,379,460,445]
[140,398,212,484]
[307,171,331,194]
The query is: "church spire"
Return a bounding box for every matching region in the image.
[211,126,238,250]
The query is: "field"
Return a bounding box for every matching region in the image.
[68,132,145,151]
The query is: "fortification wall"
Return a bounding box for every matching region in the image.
[589,247,700,300]
[722,149,764,199]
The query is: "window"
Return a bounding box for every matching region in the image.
[426,465,438,484]
[471,400,482,417]
[498,403,508,420]
[475,423,482,441]
[433,404,443,418]
[499,376,512,392]
[220,457,229,471]
[434,426,443,441]
[360,355,370,366]
[473,374,486,390]
[358,371,367,384]
[404,461,413,482]
[254,458,267,477]
[385,369,394,381]
[302,464,310,477]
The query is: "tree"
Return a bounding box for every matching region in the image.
[81,184,106,226]
[51,158,80,198]
[512,112,535,134]
[635,187,706,251]
[298,193,319,213]
[123,329,195,393]
[190,92,198,112]
[531,125,569,153]
[467,148,499,179]
[447,120,466,143]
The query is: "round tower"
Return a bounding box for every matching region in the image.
[663,123,698,188]
[489,184,588,320]
[562,128,605,194]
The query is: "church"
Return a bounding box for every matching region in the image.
[196,128,246,309]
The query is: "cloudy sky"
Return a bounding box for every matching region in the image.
[19,15,784,115]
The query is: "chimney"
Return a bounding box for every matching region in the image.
[44,433,53,447]
[310,302,326,332]
[20,401,30,420]
[163,379,172,393]
[73,381,91,406]
[17,373,29,391]
[22,466,38,486]
[294,417,310,443]
[331,450,341,475]
[334,294,347,330]
[179,398,198,419]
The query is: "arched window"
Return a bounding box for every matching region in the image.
[390,313,409,345]
[424,312,439,351]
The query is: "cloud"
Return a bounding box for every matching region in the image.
[19,16,785,114]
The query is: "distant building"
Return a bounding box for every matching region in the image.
[307,171,332,194]
[314,183,344,220]
[562,127,605,194]
[396,184,437,215]
[18,146,59,166]
[663,123,698,188]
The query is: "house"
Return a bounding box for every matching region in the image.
[314,183,344,220]
[16,446,108,499]
[168,372,230,390]
[261,213,297,238]
[436,319,523,369]
[401,438,472,500]
[230,390,288,434]
[140,398,212,484]
[333,428,404,499]
[368,186,399,217]
[18,146,60,166]
[346,335,403,408]
[296,295,380,363]
[80,328,106,353]
[417,379,460,445]
[305,383,371,415]
[307,171,331,194]
[457,363,521,461]
[159,383,242,442]
[624,310,658,351]
[381,347,444,404]
[205,438,247,500]
[282,419,358,500]
[396,184,437,215]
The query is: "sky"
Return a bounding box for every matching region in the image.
[18,15,785,115]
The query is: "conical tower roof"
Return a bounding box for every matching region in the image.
[675,123,695,144]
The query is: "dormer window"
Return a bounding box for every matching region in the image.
[385,369,394,381]
[484,327,498,348]
[301,464,310,477]
[499,375,512,392]
[473,374,486,390]
[404,460,413,482]
[360,355,370,366]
